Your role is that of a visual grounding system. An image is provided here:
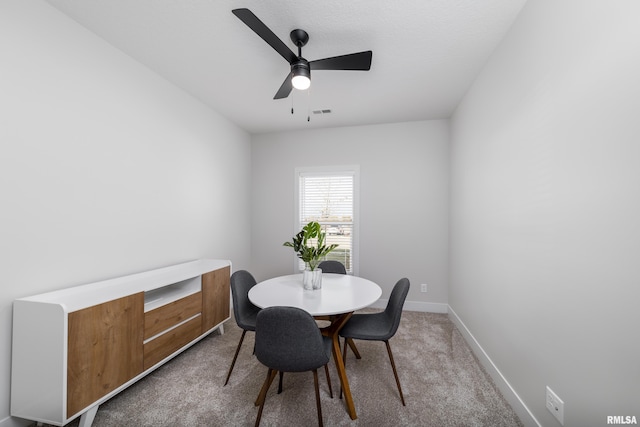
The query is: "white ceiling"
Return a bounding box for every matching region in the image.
[45,0,526,134]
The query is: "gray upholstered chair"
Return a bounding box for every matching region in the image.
[317,260,347,274]
[224,270,261,386]
[339,278,410,405]
[254,306,333,427]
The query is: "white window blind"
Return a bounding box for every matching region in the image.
[295,167,358,274]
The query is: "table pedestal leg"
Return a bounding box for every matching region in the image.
[320,312,357,420]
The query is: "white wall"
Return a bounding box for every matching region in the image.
[450,1,640,426]
[0,2,251,425]
[251,121,449,309]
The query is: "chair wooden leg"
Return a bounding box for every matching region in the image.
[224,329,247,385]
[313,369,324,427]
[324,364,333,398]
[385,340,406,406]
[346,337,362,359]
[278,371,284,394]
[339,337,348,400]
[255,368,277,427]
[255,369,277,406]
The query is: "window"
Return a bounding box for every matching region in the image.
[294,166,359,274]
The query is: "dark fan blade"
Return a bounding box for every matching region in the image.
[273,73,293,99]
[309,51,372,71]
[232,8,298,64]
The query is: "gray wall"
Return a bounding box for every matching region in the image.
[0,2,251,425]
[251,121,449,309]
[450,1,640,426]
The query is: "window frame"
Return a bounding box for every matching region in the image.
[292,165,360,275]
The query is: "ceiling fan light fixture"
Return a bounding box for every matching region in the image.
[291,61,311,91]
[292,73,310,90]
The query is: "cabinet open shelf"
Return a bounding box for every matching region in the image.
[143,276,201,312]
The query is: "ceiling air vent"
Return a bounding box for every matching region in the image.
[313,109,332,115]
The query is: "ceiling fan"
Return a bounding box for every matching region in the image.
[232,8,373,100]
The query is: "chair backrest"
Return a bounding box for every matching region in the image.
[317,260,347,274]
[255,306,329,372]
[229,270,259,329]
[383,278,410,338]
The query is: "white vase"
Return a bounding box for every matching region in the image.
[303,267,323,290]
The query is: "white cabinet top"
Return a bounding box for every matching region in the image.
[16,259,230,312]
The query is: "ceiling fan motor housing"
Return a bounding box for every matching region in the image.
[291,58,310,78]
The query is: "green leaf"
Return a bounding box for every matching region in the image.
[283,221,338,270]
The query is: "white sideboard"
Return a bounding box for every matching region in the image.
[11,259,231,427]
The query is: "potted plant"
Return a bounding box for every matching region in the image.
[283,221,338,289]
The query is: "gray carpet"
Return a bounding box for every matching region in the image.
[50,310,523,427]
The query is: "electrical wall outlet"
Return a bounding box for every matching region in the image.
[420,283,427,292]
[546,386,564,425]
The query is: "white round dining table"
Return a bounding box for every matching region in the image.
[248,273,382,421]
[248,273,382,316]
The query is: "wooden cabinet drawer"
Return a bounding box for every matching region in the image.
[143,315,202,370]
[144,292,202,340]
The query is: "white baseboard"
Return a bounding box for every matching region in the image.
[370,298,449,313]
[447,306,541,427]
